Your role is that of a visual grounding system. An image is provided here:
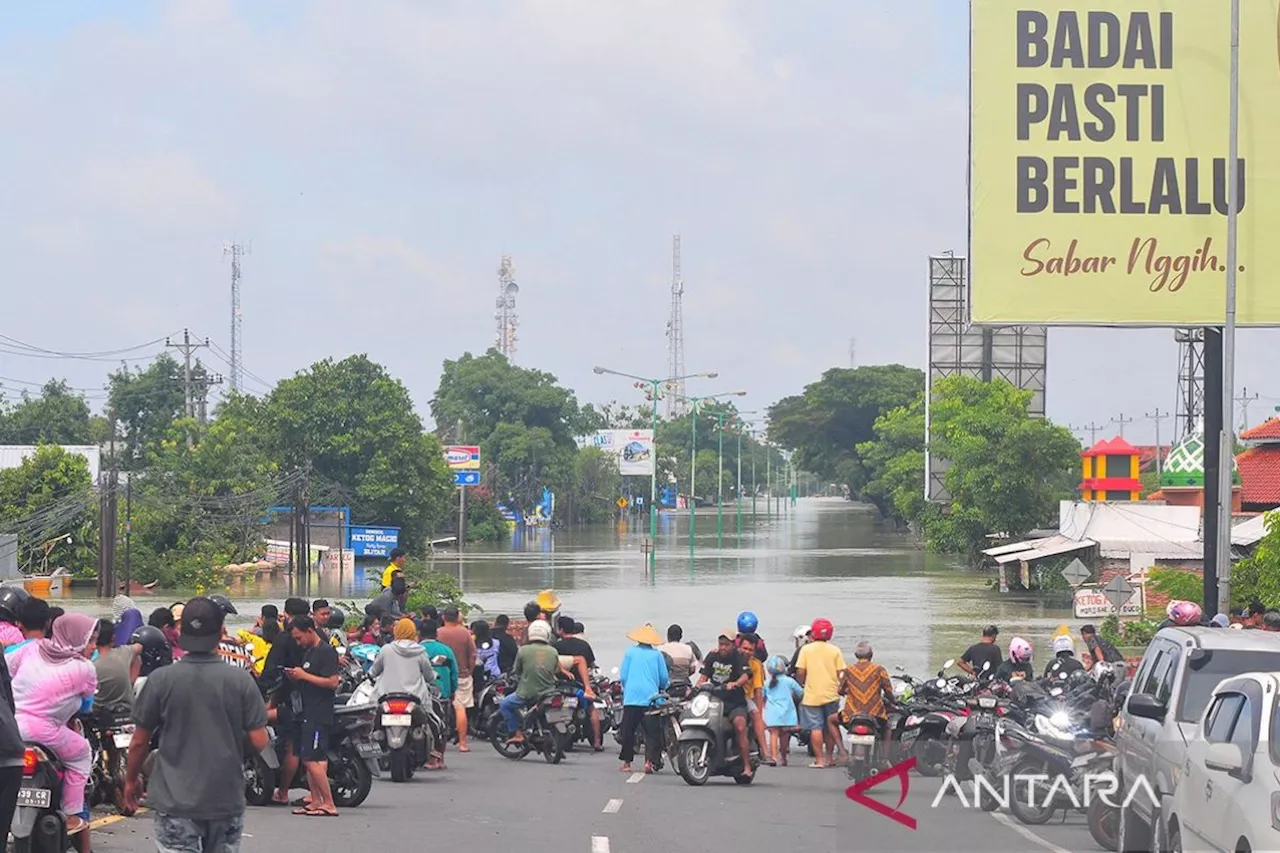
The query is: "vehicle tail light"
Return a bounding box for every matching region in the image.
[22,748,37,777]
[496,683,507,695]
[385,699,412,714]
[853,726,871,735]
[549,696,564,709]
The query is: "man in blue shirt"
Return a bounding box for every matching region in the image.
[617,624,668,774]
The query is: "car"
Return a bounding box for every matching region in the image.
[1116,627,1280,852]
[1164,671,1280,853]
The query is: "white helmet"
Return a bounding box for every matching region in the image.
[793,624,811,640]
[1052,635,1075,655]
[528,620,553,644]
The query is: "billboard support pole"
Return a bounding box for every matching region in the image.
[1216,0,1241,615]
[1203,329,1223,611]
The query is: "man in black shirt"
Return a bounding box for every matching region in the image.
[554,618,602,750]
[959,625,1002,680]
[492,615,519,673]
[286,616,340,817]
[698,630,753,779]
[1079,624,1124,670]
[260,598,309,805]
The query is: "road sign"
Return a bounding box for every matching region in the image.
[444,446,480,470]
[616,497,627,509]
[453,471,480,486]
[1060,558,1090,588]
[1102,575,1135,614]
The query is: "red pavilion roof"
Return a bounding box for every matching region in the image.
[1081,436,1140,458]
[1237,446,1280,507]
[1242,418,1280,443]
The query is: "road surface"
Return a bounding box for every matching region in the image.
[89,746,1102,853]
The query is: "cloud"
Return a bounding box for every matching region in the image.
[76,152,235,232]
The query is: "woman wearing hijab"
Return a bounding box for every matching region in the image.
[9,612,98,836]
[111,607,144,649]
[617,624,668,774]
[370,619,437,707]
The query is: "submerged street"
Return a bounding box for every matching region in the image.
[89,744,1099,853]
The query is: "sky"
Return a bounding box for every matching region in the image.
[0,0,1276,447]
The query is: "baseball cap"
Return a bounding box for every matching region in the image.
[718,627,737,641]
[178,597,224,653]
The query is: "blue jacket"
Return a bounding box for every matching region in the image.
[619,644,668,707]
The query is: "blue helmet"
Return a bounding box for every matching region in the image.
[737,611,759,633]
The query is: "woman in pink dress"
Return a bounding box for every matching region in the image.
[9,612,98,835]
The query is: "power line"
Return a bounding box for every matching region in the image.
[1145,408,1170,474]
[1236,386,1261,430]
[1111,413,1135,438]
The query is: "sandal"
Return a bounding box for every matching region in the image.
[303,808,338,817]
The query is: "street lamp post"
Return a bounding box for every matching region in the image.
[729,412,759,538]
[593,366,717,568]
[678,391,747,554]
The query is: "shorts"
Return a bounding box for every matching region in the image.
[798,701,840,732]
[725,704,749,723]
[299,722,330,762]
[455,675,475,709]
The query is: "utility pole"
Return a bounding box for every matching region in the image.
[1080,422,1105,445]
[1111,413,1135,438]
[456,418,467,549]
[194,372,224,426]
[97,407,119,597]
[166,329,211,445]
[1145,408,1170,474]
[1236,386,1261,430]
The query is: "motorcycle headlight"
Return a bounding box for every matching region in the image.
[1035,713,1072,741]
[1049,711,1070,729]
[689,694,711,717]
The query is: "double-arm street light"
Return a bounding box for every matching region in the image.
[592,366,718,565]
[726,411,761,537]
[678,391,747,552]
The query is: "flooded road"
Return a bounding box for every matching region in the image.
[73,498,1076,674]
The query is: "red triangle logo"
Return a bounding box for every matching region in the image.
[844,757,917,830]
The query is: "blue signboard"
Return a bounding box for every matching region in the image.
[349,526,400,558]
[453,471,481,486]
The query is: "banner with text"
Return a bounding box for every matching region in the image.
[587,429,655,476]
[970,2,1280,325]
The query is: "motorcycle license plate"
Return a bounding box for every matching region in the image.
[381,714,412,727]
[17,787,50,809]
[356,741,381,758]
[113,732,133,748]
[564,698,578,709]
[546,709,572,724]
[848,735,877,745]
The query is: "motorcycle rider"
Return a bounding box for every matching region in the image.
[995,636,1034,682]
[93,620,143,715]
[734,611,768,663]
[370,618,438,708]
[6,596,51,655]
[499,619,571,746]
[366,576,407,625]
[0,587,30,648]
[658,624,699,698]
[554,618,602,751]
[1042,634,1085,681]
[1079,624,1124,671]
[698,629,753,780]
[1160,599,1204,630]
[738,634,770,764]
[209,595,254,671]
[129,625,173,680]
[788,625,810,674]
[835,641,895,761]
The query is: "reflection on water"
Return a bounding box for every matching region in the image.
[65,499,1075,675]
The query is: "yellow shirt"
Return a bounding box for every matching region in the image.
[748,657,764,697]
[381,564,399,588]
[795,641,846,706]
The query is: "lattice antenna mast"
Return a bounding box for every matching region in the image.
[664,235,686,418]
[223,241,249,393]
[1174,328,1205,442]
[495,255,519,359]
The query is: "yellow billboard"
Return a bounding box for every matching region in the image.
[970,1,1280,325]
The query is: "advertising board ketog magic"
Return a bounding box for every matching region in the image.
[969,2,1280,326]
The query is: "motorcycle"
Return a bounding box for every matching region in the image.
[844,714,886,782]
[486,683,579,764]
[244,702,379,807]
[11,726,96,853]
[87,709,134,810]
[674,686,762,787]
[373,692,444,782]
[998,716,1116,827]
[471,673,512,741]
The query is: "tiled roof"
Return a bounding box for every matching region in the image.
[1237,446,1280,506]
[1242,418,1280,442]
[1081,436,1139,457]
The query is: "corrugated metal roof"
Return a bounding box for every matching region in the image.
[0,445,100,484]
[991,535,1097,565]
[1233,514,1272,547]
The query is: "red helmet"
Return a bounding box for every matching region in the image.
[811,618,833,641]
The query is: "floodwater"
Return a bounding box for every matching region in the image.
[68,498,1078,674]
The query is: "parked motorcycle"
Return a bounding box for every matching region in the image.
[675,686,762,787]
[11,730,93,853]
[244,703,379,807]
[374,693,441,782]
[486,683,580,764]
[844,714,886,782]
[86,709,134,810]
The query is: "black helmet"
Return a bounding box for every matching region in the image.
[326,606,346,630]
[208,594,238,617]
[1066,669,1092,691]
[130,625,174,676]
[0,587,31,623]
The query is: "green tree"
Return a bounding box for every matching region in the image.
[569,447,622,524]
[0,380,100,445]
[0,446,96,573]
[767,365,924,492]
[109,354,207,469]
[1230,511,1280,609]
[858,399,926,525]
[263,355,453,551]
[924,377,1079,555]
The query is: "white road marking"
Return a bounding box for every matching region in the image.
[591,836,611,853]
[990,812,1073,853]
[626,772,645,784]
[602,798,623,814]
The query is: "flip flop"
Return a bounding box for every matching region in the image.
[292,807,313,815]
[290,798,312,808]
[808,762,825,769]
[303,808,338,817]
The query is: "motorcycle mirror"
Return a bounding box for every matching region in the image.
[336,647,347,656]
[942,658,955,670]
[611,667,620,676]
[894,665,905,672]
[981,661,992,672]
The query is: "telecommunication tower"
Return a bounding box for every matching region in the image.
[664,235,686,418]
[494,255,519,359]
[223,241,249,393]
[1174,328,1206,442]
